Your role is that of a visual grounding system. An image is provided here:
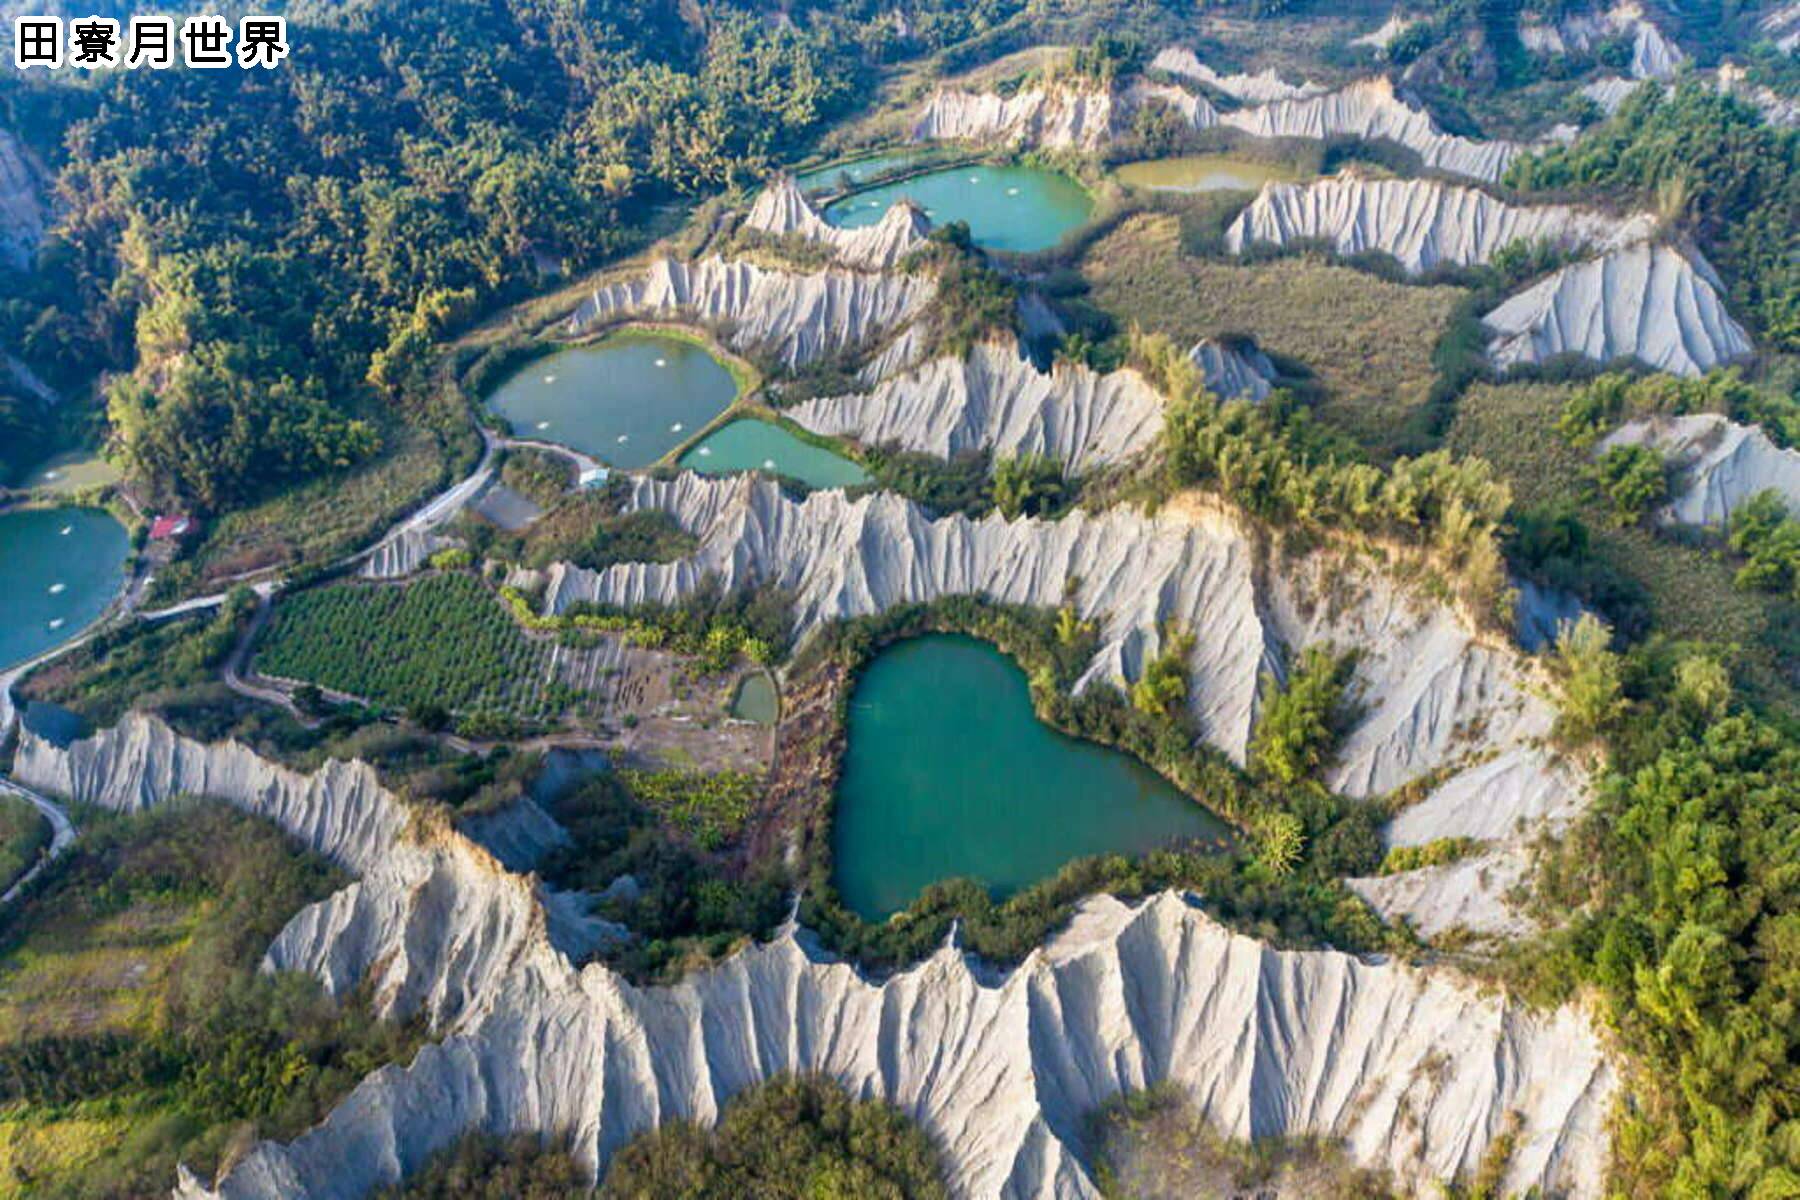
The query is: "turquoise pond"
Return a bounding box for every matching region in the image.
[484,332,739,469]
[0,507,129,670]
[795,150,932,194]
[831,635,1230,920]
[822,164,1093,254]
[677,420,869,489]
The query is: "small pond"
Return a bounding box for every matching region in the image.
[831,634,1230,920]
[678,419,870,489]
[795,150,931,194]
[822,164,1092,254]
[484,331,740,469]
[0,507,129,670]
[731,672,779,725]
[1113,154,1305,194]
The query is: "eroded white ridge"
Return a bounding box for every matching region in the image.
[743,175,930,269]
[1214,77,1561,183]
[1482,242,1754,377]
[1520,1,1685,80]
[0,127,45,271]
[1187,338,1276,402]
[567,255,935,369]
[1224,173,1656,274]
[785,339,1165,471]
[15,713,1614,1200]
[1601,412,1800,526]
[1149,47,1326,102]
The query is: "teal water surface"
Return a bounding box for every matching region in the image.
[822,165,1092,254]
[832,634,1229,920]
[485,332,739,469]
[795,150,930,194]
[678,419,869,489]
[0,507,129,670]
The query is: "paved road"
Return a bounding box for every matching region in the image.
[0,775,75,905]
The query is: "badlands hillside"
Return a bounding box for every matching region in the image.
[1,2,1798,1198]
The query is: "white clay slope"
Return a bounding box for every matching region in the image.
[567,255,934,369]
[1187,338,1276,402]
[910,84,1129,150]
[1600,413,1800,526]
[744,175,930,270]
[1482,242,1754,377]
[14,715,1615,1200]
[1149,47,1324,102]
[1216,77,1559,184]
[1224,173,1656,274]
[785,339,1165,471]
[0,127,45,271]
[1520,1,1685,80]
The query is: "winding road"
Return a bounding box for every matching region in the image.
[0,775,74,904]
[0,428,503,903]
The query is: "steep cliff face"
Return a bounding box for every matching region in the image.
[568,256,935,369]
[1600,413,1800,526]
[1187,338,1276,402]
[0,126,45,271]
[171,888,1614,1200]
[1149,47,1324,103]
[1224,173,1655,274]
[743,175,930,269]
[910,84,1126,150]
[1215,78,1560,184]
[785,339,1165,471]
[1482,242,1754,377]
[1764,2,1800,53]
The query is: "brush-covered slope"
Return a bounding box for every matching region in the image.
[743,175,929,269]
[567,256,934,370]
[1482,242,1754,377]
[785,339,1165,471]
[1225,173,1655,273]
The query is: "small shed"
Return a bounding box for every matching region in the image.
[578,466,611,490]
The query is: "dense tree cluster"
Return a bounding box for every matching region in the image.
[0,0,894,510]
[1139,332,1514,625]
[603,1074,948,1198]
[1506,82,1800,350]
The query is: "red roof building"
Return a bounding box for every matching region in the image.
[149,515,193,541]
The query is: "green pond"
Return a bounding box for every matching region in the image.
[831,635,1230,920]
[1113,155,1304,193]
[484,332,739,469]
[822,165,1092,254]
[0,507,129,670]
[795,150,930,194]
[678,419,869,489]
[731,672,779,725]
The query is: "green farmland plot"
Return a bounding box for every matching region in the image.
[256,574,575,721]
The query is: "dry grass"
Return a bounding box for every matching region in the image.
[0,896,202,1043]
[0,1104,139,1198]
[1082,214,1465,458]
[1447,381,1768,645]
